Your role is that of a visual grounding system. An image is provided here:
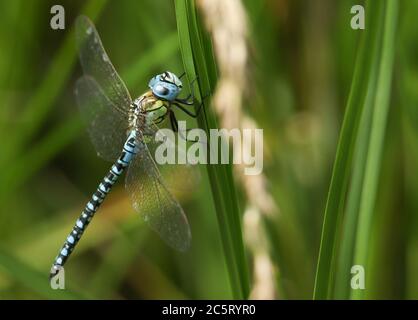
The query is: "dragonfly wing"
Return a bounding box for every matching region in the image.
[75,75,128,162]
[125,139,192,251]
[76,15,132,115]
[142,122,202,194]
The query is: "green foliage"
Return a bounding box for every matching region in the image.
[175,0,250,299]
[0,0,415,300]
[314,0,398,299]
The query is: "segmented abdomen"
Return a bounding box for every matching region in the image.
[50,131,138,277]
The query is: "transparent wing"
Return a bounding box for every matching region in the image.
[125,138,192,252]
[142,122,202,194]
[75,75,129,162]
[76,15,132,115]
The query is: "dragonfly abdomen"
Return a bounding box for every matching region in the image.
[50,131,138,278]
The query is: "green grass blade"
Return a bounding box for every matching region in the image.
[333,79,377,298]
[175,0,250,299]
[313,0,385,299]
[333,4,386,299]
[351,0,398,300]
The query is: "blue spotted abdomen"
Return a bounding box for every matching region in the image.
[50,131,138,277]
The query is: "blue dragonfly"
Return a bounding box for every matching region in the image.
[50,16,202,278]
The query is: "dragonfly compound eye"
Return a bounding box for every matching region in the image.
[154,85,169,96]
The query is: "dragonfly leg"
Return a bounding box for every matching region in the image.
[153,115,167,125]
[171,101,206,119]
[169,110,199,143]
[176,76,200,105]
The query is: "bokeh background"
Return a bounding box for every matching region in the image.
[0,0,417,299]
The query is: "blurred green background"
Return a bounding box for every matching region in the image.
[0,0,417,299]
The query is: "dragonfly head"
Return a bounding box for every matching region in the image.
[149,71,183,101]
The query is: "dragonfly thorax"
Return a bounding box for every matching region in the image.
[129,91,169,130]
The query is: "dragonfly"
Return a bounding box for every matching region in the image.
[50,15,203,278]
